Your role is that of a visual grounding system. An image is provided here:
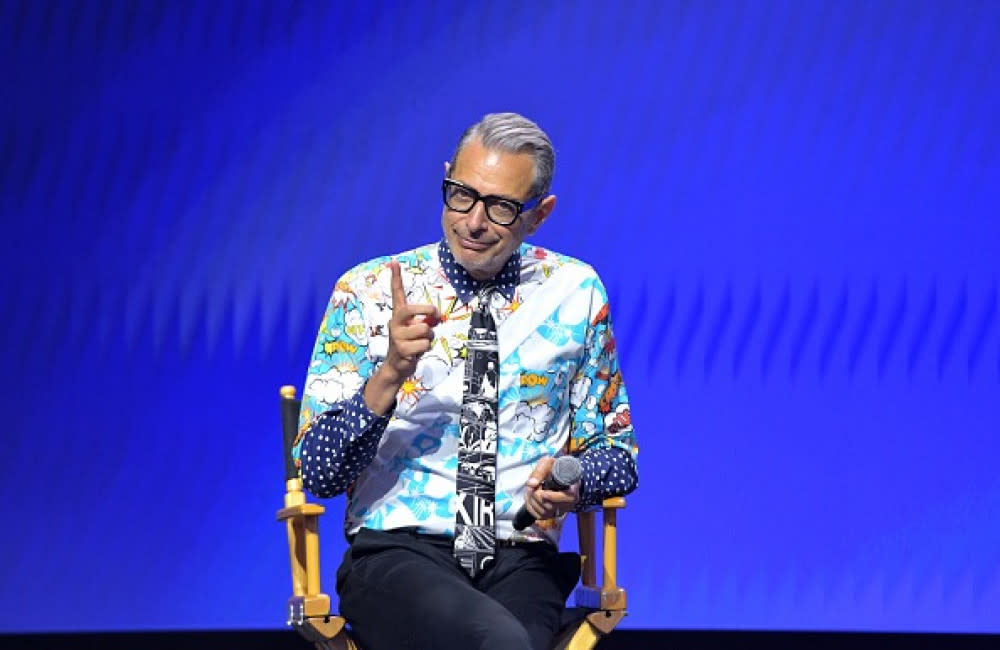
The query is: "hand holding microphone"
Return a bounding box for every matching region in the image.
[513,456,582,530]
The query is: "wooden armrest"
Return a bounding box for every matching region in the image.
[281,478,327,599]
[278,386,354,647]
[277,502,326,520]
[578,496,627,514]
[574,497,627,612]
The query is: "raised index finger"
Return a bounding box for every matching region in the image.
[388,261,407,312]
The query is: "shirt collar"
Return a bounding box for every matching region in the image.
[438,239,519,304]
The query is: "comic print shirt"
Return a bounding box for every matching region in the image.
[294,240,638,545]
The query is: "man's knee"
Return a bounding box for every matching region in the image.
[416,599,533,650]
[439,596,531,650]
[484,629,533,649]
[468,613,533,650]
[344,583,533,649]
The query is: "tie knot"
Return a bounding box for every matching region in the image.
[474,285,496,312]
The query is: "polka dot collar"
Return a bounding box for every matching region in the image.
[438,239,519,305]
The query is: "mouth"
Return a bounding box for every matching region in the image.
[455,234,496,252]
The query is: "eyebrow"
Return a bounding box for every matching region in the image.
[450,177,524,203]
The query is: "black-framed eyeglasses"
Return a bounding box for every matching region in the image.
[441,178,543,226]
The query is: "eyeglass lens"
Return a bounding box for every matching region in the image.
[444,183,519,225]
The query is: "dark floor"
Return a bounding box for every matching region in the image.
[2,630,999,650]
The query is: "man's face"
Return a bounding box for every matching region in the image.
[442,139,553,281]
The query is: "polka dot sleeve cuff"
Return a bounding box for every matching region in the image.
[300,388,393,499]
[577,446,639,507]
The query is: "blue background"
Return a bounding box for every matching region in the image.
[1,0,998,634]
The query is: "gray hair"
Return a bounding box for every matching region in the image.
[449,112,555,200]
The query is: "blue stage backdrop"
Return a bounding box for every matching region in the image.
[1,0,998,634]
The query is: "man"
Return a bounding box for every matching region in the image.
[294,113,638,649]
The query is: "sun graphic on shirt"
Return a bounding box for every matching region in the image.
[431,295,471,364]
[398,376,427,406]
[435,295,467,324]
[501,295,522,315]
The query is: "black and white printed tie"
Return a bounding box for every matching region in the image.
[453,286,499,578]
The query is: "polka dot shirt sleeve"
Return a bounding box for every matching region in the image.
[299,386,393,498]
[577,446,639,507]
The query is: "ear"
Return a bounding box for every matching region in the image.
[525,195,556,235]
[443,161,451,174]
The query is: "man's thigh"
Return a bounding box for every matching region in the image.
[336,529,531,650]
[478,545,582,650]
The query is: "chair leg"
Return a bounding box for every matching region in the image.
[555,619,602,650]
[314,636,358,650]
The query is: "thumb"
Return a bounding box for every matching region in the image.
[526,456,554,489]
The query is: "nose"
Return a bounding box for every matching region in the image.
[466,200,489,232]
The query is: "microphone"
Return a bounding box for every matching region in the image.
[512,456,582,531]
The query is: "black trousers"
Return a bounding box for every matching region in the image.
[336,528,581,650]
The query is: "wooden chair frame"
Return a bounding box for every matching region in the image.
[277,385,627,650]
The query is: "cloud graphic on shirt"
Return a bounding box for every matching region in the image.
[570,376,592,408]
[514,401,555,441]
[578,421,597,439]
[307,368,364,406]
[418,355,453,389]
[343,308,367,344]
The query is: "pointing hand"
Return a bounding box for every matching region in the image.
[384,260,440,383]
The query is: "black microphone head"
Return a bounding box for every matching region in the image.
[550,455,582,489]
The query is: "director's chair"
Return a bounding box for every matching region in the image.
[277,385,627,649]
